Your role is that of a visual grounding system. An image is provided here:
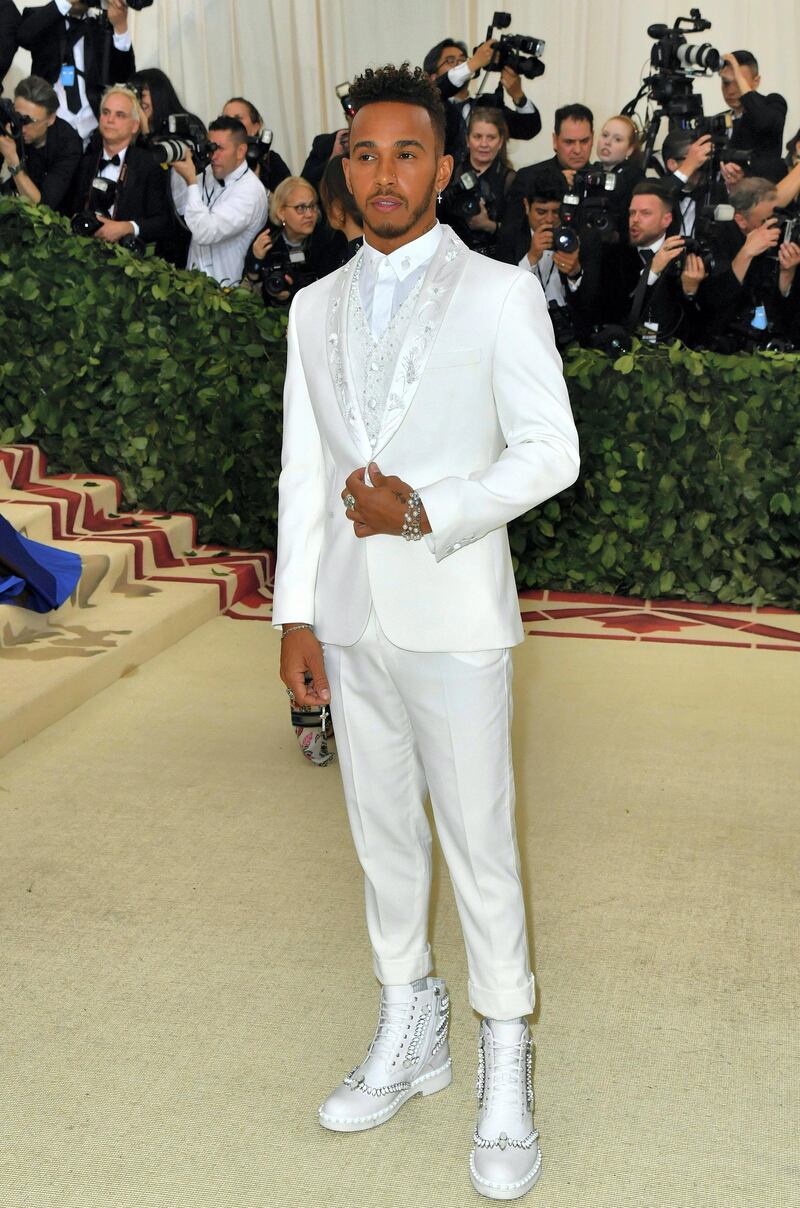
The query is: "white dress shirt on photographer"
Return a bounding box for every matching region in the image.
[172,162,268,287]
[54,0,132,143]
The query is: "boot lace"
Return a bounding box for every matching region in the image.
[369,996,414,1064]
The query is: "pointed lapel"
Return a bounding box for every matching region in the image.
[372,226,470,458]
[325,249,372,460]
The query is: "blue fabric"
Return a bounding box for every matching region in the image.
[0,514,82,613]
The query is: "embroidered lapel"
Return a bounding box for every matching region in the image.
[372,226,470,457]
[325,249,372,459]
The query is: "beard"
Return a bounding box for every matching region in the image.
[362,175,438,241]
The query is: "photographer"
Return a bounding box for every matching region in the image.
[301,120,352,193]
[508,103,594,224]
[171,115,268,287]
[244,175,344,307]
[0,75,82,213]
[0,0,20,92]
[130,68,206,141]
[719,51,787,185]
[424,36,540,162]
[18,1,135,143]
[222,97,291,193]
[440,106,515,258]
[499,179,596,345]
[71,84,171,246]
[594,181,706,344]
[660,130,728,238]
[703,177,800,348]
[594,114,645,231]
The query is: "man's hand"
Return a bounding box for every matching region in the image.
[681,253,707,297]
[467,39,496,74]
[744,219,781,259]
[172,146,197,184]
[678,133,713,176]
[280,628,330,707]
[528,224,553,263]
[722,52,754,98]
[778,240,800,294]
[93,217,134,242]
[500,65,524,103]
[0,132,19,168]
[106,0,129,34]
[331,128,350,157]
[342,464,431,539]
[651,235,686,276]
[720,160,745,190]
[466,197,496,232]
[561,168,576,189]
[554,246,581,278]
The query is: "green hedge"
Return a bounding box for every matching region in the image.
[2,197,799,607]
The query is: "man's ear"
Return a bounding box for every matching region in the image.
[733,212,747,235]
[237,140,247,164]
[436,152,454,194]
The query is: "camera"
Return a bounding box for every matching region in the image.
[443,169,482,220]
[563,168,619,238]
[0,97,27,161]
[87,0,155,11]
[647,11,722,76]
[142,114,214,172]
[668,202,734,276]
[70,176,145,253]
[482,12,545,80]
[547,301,577,351]
[674,113,752,170]
[260,245,313,301]
[335,82,356,121]
[771,206,800,248]
[246,128,273,173]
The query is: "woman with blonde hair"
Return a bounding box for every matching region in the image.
[440,106,516,259]
[244,174,345,305]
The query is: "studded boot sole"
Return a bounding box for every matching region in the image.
[469,1145,542,1200]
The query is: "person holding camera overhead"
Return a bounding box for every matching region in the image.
[18,0,135,143]
[243,175,345,307]
[718,50,787,186]
[221,96,291,194]
[70,84,171,248]
[0,75,82,213]
[440,107,515,259]
[170,115,268,287]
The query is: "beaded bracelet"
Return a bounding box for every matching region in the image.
[281,623,314,639]
[402,491,423,542]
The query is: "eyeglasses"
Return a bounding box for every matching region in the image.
[288,203,318,214]
[438,54,467,69]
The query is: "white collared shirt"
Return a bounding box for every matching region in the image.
[359,222,443,338]
[447,60,537,118]
[95,142,139,237]
[54,0,132,143]
[173,162,269,287]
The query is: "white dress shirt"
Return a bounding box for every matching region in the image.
[639,233,667,286]
[173,162,269,286]
[54,0,132,143]
[358,222,443,337]
[94,143,139,237]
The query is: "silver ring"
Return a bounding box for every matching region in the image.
[343,492,356,510]
[286,688,295,701]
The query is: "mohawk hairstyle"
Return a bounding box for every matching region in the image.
[348,62,447,152]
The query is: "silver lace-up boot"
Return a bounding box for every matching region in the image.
[318,976,452,1132]
[469,1018,542,1200]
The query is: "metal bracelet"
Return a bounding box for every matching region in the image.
[402,490,423,542]
[281,623,314,639]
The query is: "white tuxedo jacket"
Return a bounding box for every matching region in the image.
[272,226,580,651]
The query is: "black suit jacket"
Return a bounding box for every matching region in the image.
[72,140,172,244]
[10,115,83,213]
[301,132,338,191]
[18,2,135,117]
[588,243,700,343]
[729,91,787,182]
[436,73,541,163]
[0,0,20,88]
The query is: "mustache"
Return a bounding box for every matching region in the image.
[368,190,405,202]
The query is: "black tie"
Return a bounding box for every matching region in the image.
[628,249,656,328]
[100,154,121,170]
[62,18,85,115]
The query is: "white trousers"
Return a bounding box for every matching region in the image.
[324,610,535,1019]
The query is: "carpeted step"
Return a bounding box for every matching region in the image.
[0,443,275,758]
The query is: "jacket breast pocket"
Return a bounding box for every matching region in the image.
[426,348,483,371]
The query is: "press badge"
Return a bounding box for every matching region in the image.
[60,65,76,87]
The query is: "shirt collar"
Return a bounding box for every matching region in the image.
[362,221,443,282]
[639,233,667,255]
[101,144,128,166]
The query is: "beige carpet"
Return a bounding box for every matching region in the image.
[0,620,797,1208]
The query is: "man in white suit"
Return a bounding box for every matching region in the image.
[274,64,579,1201]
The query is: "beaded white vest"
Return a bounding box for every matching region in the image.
[346,259,425,453]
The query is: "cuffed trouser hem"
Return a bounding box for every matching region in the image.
[468,973,536,1019]
[373,943,433,986]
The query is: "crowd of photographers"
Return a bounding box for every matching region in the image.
[2,2,800,351]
